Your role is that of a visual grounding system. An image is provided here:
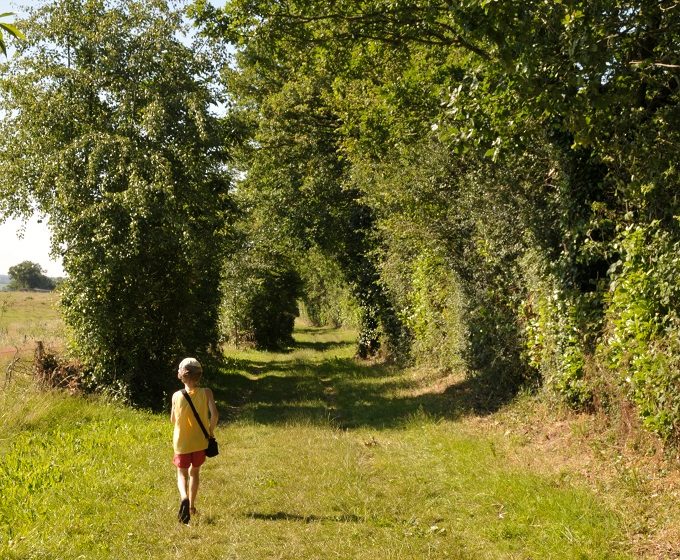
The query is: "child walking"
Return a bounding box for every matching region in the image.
[170,357,218,524]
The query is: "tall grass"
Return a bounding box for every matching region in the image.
[0,291,64,373]
[1,326,630,559]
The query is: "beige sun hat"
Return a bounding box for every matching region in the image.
[179,357,202,370]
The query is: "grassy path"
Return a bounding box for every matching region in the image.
[1,326,630,559]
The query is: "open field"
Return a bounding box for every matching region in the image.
[0,291,64,374]
[1,300,679,558]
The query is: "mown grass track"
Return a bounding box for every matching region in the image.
[1,325,629,559]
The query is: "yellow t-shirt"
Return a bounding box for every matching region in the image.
[172,388,210,454]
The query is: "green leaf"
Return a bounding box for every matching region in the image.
[0,22,26,40]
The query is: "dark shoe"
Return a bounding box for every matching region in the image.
[178,498,190,524]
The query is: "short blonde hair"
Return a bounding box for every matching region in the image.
[178,357,203,381]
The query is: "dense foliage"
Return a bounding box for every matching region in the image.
[298,247,360,329]
[2,0,680,445]
[194,0,409,358]
[0,0,234,407]
[192,0,680,440]
[221,241,303,349]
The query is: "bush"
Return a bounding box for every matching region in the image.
[59,193,228,408]
[221,250,302,350]
[600,223,680,441]
[298,248,360,328]
[405,251,466,371]
[520,250,593,408]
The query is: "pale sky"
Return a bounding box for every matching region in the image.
[0,216,64,277]
[2,3,62,277]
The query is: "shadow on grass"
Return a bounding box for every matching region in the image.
[245,511,363,523]
[210,328,522,429]
[293,326,339,335]
[292,339,350,352]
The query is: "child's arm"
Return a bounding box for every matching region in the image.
[170,394,176,424]
[206,388,219,436]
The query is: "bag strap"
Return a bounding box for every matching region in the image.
[181,389,210,441]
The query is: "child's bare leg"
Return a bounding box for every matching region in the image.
[188,465,201,510]
[177,468,189,500]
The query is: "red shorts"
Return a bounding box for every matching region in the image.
[173,450,206,469]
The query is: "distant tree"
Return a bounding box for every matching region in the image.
[8,261,55,291]
[220,241,303,350]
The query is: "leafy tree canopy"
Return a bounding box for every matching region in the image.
[193,0,680,436]
[0,0,236,407]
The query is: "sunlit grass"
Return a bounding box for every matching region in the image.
[0,291,64,371]
[1,324,632,559]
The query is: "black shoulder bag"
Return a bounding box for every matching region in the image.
[181,389,219,458]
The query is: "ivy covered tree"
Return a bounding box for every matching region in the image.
[0,0,235,407]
